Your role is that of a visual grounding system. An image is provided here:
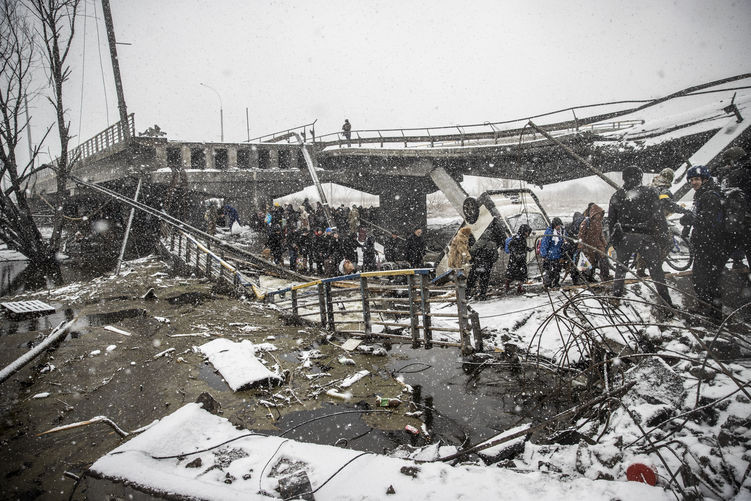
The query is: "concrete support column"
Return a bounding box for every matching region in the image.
[227,146,238,169]
[205,145,215,170]
[181,145,191,169]
[288,149,299,170]
[155,144,168,169]
[248,147,259,169]
[269,149,279,169]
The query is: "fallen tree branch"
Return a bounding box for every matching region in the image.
[38,415,129,438]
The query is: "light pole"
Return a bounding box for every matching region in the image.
[200,82,224,142]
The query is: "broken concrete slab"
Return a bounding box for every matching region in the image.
[197,338,282,391]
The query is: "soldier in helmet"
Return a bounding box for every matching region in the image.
[680,165,728,322]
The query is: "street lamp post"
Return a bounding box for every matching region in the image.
[200,82,224,142]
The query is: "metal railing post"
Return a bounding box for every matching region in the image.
[407,275,419,348]
[318,283,327,327]
[324,282,335,332]
[420,274,432,349]
[291,289,299,317]
[469,308,483,353]
[360,276,371,335]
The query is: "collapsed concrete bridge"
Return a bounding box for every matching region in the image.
[30,78,751,236]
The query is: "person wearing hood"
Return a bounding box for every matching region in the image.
[578,203,610,282]
[540,217,565,289]
[608,165,673,309]
[384,233,403,263]
[504,224,533,294]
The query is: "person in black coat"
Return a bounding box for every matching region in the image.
[404,228,426,268]
[608,165,673,308]
[505,224,532,294]
[467,235,497,300]
[362,236,377,271]
[681,165,729,322]
[267,225,285,266]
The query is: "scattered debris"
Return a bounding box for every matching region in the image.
[31,392,50,399]
[104,325,132,337]
[340,370,369,388]
[197,338,282,391]
[153,347,176,360]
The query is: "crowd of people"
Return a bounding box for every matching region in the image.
[238,199,428,277]
[535,146,751,321]
[447,145,751,321]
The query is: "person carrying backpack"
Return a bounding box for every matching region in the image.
[540,217,565,289]
[608,166,674,309]
[680,165,728,322]
[723,147,750,269]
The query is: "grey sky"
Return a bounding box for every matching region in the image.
[25,0,751,159]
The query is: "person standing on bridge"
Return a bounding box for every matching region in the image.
[342,119,352,144]
[504,224,532,294]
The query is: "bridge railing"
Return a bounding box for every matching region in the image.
[55,114,135,166]
[247,120,317,143]
[265,268,482,355]
[312,118,644,149]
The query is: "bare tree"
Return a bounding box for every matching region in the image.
[26,0,80,251]
[0,0,56,268]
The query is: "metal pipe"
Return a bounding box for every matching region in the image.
[115,176,142,275]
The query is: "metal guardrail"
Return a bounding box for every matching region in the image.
[55,114,135,166]
[311,119,644,149]
[246,120,317,144]
[159,223,265,300]
[266,268,482,355]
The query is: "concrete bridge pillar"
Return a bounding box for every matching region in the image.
[228,146,238,169]
[269,149,279,169]
[249,147,259,169]
[155,144,167,168]
[181,145,191,169]
[205,145,215,170]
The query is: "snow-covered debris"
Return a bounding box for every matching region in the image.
[477,423,532,462]
[340,370,369,388]
[197,339,281,391]
[89,403,671,500]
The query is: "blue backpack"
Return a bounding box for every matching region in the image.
[504,236,512,254]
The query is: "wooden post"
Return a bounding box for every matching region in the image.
[291,289,299,317]
[318,283,327,328]
[170,229,175,251]
[407,275,419,348]
[469,309,483,353]
[205,253,212,278]
[454,271,473,356]
[177,233,183,259]
[420,273,432,349]
[325,283,336,332]
[185,239,191,267]
[360,276,371,335]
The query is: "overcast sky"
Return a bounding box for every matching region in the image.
[24,0,751,161]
